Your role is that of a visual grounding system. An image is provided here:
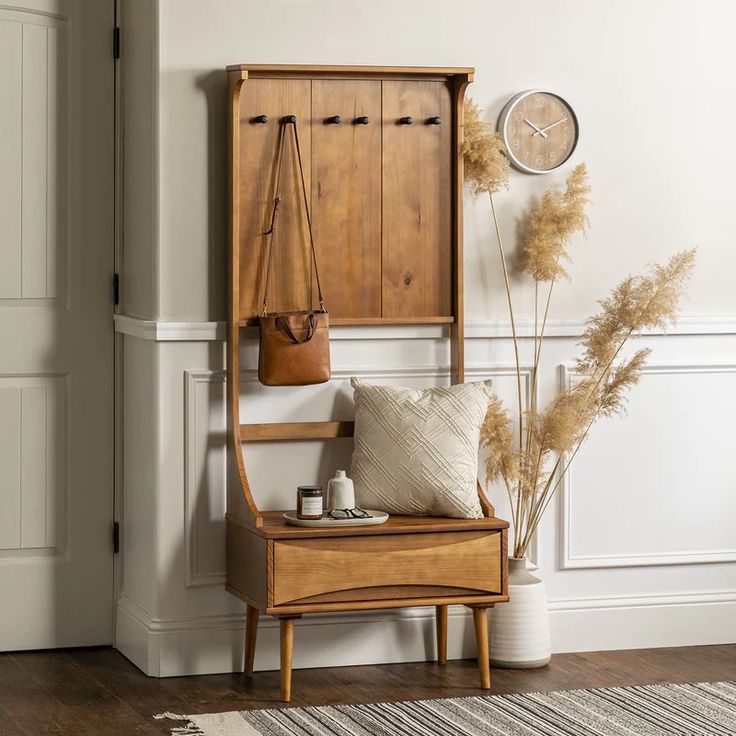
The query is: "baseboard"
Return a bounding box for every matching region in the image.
[548,591,736,652]
[115,595,162,675]
[115,591,736,677]
[115,597,478,677]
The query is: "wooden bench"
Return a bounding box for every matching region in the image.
[226,421,509,701]
[225,64,510,701]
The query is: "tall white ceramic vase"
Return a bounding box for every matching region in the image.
[489,557,551,668]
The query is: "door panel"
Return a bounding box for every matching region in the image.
[0,0,114,650]
[382,80,452,318]
[311,80,381,318]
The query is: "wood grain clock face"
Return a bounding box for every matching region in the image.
[498,90,579,174]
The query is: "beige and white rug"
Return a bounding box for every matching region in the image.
[156,680,736,735]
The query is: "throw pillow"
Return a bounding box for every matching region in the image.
[350,377,492,519]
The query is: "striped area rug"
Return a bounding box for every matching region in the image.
[156,681,736,735]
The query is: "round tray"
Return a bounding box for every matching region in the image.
[283,510,389,528]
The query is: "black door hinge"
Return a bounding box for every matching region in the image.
[112,273,120,306]
[112,521,120,554]
[112,26,121,60]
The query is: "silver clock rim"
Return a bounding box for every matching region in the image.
[497,89,579,175]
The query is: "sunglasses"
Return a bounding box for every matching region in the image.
[327,508,373,520]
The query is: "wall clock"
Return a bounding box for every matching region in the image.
[497,90,579,174]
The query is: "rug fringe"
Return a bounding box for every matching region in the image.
[153,712,206,735]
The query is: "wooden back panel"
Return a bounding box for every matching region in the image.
[233,68,470,325]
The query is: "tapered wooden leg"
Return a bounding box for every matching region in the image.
[435,605,448,665]
[244,605,259,677]
[471,606,491,689]
[279,617,297,702]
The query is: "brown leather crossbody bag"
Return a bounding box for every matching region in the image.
[258,118,330,387]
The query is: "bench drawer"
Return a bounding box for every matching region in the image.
[272,530,502,607]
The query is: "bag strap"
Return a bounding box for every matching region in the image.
[275,313,316,344]
[261,118,325,316]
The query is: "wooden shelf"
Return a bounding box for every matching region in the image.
[238,316,455,328]
[228,511,509,540]
[226,64,475,79]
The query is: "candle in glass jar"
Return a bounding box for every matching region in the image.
[296,485,323,520]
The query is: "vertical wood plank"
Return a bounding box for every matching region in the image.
[20,386,47,548]
[22,23,49,299]
[0,388,21,549]
[238,79,312,319]
[311,80,381,318]
[0,21,22,298]
[382,80,452,318]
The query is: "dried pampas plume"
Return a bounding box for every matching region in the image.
[577,249,697,373]
[480,394,517,485]
[462,97,695,559]
[462,99,510,196]
[521,163,590,282]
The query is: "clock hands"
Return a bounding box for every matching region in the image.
[532,116,569,137]
[523,118,548,138]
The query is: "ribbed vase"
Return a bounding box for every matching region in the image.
[489,557,551,668]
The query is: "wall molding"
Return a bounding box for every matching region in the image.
[114,314,736,342]
[114,314,226,341]
[183,370,227,588]
[559,361,736,569]
[182,364,536,588]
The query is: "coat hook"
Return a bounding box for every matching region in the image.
[282,115,297,124]
[355,116,370,125]
[326,115,342,124]
[427,116,442,125]
[399,116,413,125]
[252,114,268,124]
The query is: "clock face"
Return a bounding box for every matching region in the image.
[498,90,579,174]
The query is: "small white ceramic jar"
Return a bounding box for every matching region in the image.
[327,470,355,510]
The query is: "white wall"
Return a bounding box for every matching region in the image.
[116,0,736,676]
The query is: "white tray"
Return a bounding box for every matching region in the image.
[283,510,389,528]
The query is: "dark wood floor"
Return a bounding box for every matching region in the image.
[0,645,733,735]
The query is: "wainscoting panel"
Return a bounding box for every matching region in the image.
[183,364,526,588]
[184,370,227,587]
[117,326,736,676]
[560,363,736,569]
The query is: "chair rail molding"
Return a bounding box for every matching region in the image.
[114,314,736,342]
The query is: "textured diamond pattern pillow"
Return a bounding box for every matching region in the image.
[349,378,492,519]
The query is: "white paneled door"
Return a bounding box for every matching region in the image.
[0,0,114,648]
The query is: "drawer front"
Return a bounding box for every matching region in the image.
[272,530,502,607]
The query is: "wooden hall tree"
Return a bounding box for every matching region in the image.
[226,64,509,702]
